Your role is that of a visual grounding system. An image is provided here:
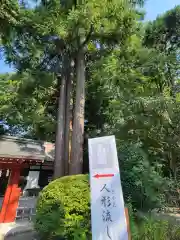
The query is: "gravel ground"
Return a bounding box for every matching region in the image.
[5,232,38,240]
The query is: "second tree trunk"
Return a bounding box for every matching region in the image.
[69,49,85,175]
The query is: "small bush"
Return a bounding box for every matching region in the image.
[130,213,180,240]
[35,174,91,240]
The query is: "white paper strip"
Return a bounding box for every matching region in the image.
[88,135,128,240]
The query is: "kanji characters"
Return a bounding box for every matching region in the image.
[107,225,112,240]
[102,210,112,222]
[100,184,110,192]
[101,196,111,208]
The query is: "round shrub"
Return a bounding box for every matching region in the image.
[35,174,91,240]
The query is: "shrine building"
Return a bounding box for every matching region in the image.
[0,135,54,223]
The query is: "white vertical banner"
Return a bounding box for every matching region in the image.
[88,135,128,240]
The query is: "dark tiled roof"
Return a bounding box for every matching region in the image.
[0,136,54,162]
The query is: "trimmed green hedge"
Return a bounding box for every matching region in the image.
[34,174,91,240]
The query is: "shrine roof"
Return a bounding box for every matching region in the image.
[0,135,54,162]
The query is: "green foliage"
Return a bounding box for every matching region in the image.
[0,0,144,141]
[128,202,180,239]
[35,175,91,240]
[144,6,180,97]
[0,0,19,38]
[2,0,142,71]
[84,13,180,208]
[131,215,180,240]
[84,23,180,182]
[119,143,168,210]
[144,6,180,51]
[0,72,56,140]
[110,96,180,179]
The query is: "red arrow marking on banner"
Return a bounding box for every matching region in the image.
[93,174,114,179]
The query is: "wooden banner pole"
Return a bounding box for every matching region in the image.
[125,208,131,240]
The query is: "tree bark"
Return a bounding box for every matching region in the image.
[64,60,73,176]
[69,49,85,175]
[53,73,66,179]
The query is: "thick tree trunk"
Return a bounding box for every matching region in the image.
[53,74,66,179]
[69,49,85,175]
[64,62,73,176]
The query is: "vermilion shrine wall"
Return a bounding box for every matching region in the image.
[0,136,54,223]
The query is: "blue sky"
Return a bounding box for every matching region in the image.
[145,0,179,20]
[0,0,179,74]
